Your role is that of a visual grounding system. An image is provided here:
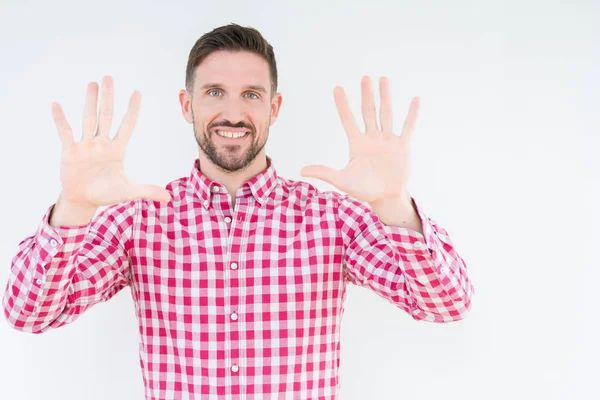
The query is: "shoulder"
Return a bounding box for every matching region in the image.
[276,176,340,205]
[135,174,189,209]
[274,176,371,217]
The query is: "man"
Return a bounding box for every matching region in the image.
[3,23,474,399]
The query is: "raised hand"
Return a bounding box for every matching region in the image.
[300,76,419,205]
[51,76,171,209]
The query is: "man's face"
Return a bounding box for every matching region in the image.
[183,50,282,172]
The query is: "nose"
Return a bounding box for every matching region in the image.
[219,97,248,125]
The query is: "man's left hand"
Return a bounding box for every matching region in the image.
[300,75,420,205]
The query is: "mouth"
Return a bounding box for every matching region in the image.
[213,129,251,140]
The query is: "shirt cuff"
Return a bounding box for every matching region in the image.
[21,204,89,313]
[380,197,461,299]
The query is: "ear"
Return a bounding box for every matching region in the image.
[179,89,193,124]
[269,92,283,126]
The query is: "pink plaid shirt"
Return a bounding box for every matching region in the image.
[3,158,474,399]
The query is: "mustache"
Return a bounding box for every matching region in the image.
[208,120,254,132]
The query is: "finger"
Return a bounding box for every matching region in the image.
[400,96,420,140]
[300,165,341,187]
[96,75,115,138]
[51,102,75,147]
[361,76,379,134]
[333,86,360,139]
[82,82,99,141]
[114,90,142,144]
[128,184,172,203]
[379,76,393,133]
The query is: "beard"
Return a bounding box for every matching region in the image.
[192,110,269,173]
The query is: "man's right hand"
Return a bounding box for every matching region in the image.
[49,76,171,226]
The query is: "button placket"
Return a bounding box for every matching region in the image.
[227,200,246,386]
[228,257,241,382]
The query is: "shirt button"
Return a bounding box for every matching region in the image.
[230,312,238,321]
[230,262,238,270]
[224,216,232,223]
[49,239,58,247]
[212,186,220,192]
[35,279,42,285]
[231,364,239,373]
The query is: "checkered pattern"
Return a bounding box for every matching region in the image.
[3,157,474,399]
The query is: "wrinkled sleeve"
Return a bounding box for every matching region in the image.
[2,201,138,333]
[336,194,474,323]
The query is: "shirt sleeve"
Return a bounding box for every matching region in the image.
[2,200,138,333]
[336,193,474,323]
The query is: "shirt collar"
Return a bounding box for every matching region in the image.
[188,157,278,209]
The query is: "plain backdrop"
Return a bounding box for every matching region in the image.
[0,0,598,399]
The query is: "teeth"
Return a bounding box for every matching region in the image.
[217,130,247,139]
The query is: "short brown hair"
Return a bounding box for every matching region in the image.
[185,23,278,97]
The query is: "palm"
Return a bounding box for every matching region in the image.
[301,76,419,204]
[60,138,130,206]
[52,76,170,208]
[339,133,411,203]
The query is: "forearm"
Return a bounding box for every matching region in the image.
[3,233,81,333]
[341,193,474,323]
[380,206,474,323]
[4,203,132,333]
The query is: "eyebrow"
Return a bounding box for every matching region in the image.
[200,83,268,94]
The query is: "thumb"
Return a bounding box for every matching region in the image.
[300,165,340,186]
[130,184,172,203]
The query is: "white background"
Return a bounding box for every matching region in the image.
[0,0,598,399]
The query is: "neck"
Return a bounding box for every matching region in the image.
[197,151,268,203]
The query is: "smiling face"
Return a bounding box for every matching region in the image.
[180,50,282,173]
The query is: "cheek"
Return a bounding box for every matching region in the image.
[193,106,218,129]
[251,106,274,125]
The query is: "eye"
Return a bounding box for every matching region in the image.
[207,89,222,97]
[244,92,259,99]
